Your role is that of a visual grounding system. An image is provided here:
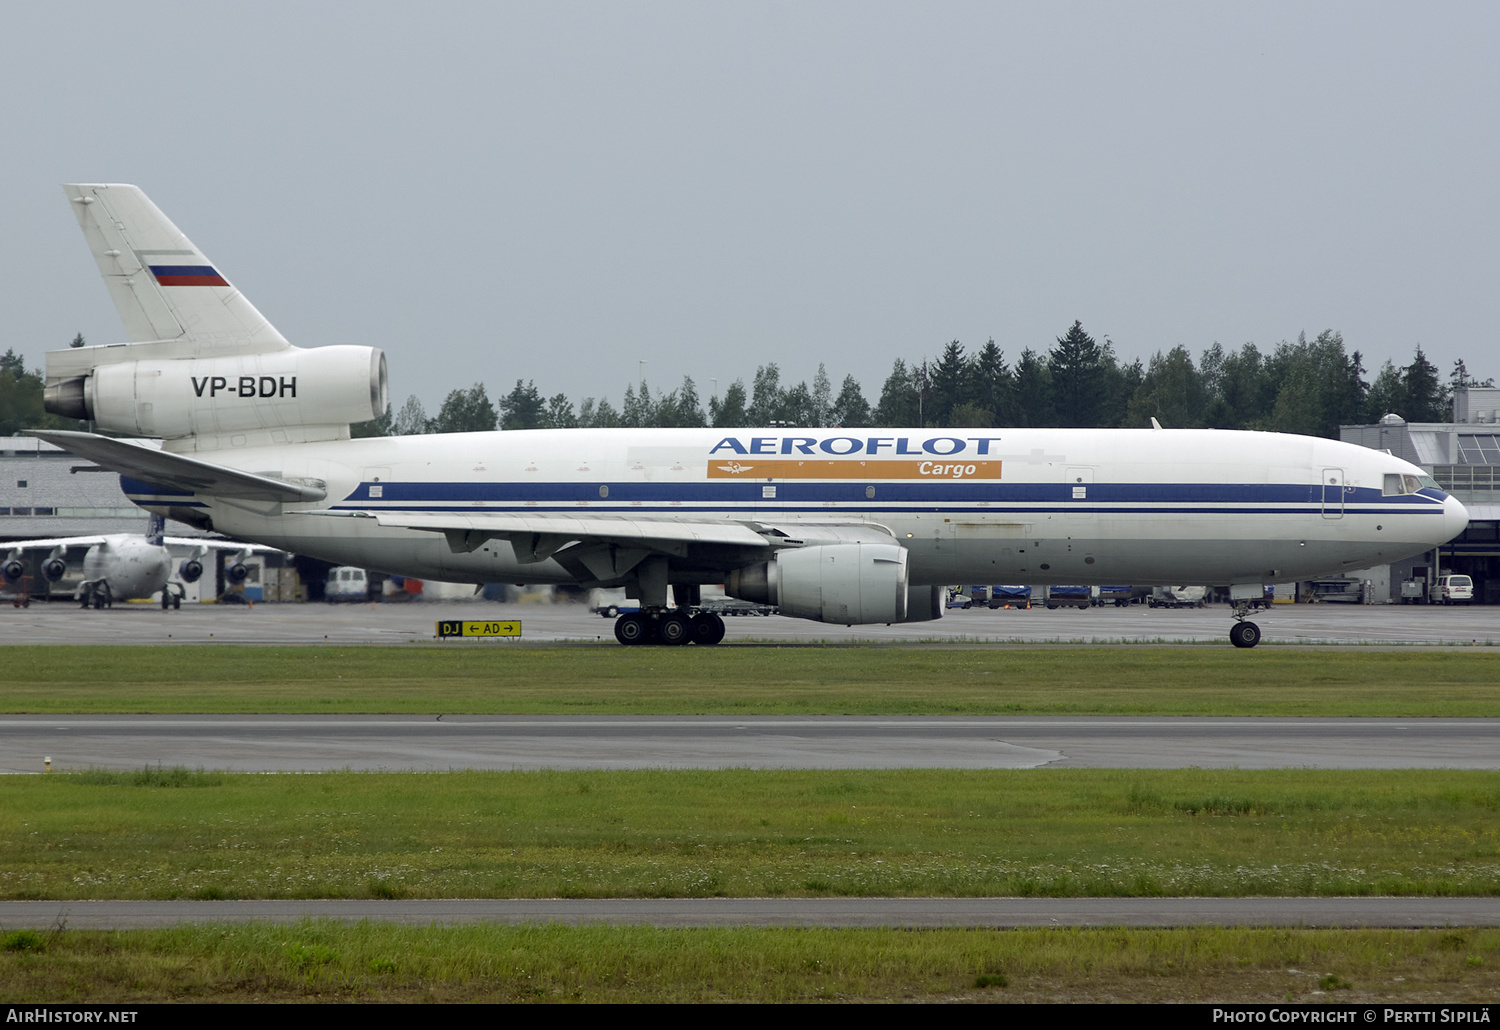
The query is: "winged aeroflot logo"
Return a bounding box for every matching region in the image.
[717,462,755,475]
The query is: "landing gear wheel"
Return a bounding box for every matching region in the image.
[173,594,182,610]
[689,612,726,646]
[614,612,653,646]
[1229,621,1261,649]
[161,591,171,610]
[657,612,692,646]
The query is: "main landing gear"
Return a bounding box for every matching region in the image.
[1228,601,1261,649]
[613,609,727,646]
[79,581,113,610]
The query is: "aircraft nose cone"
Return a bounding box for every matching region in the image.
[1443,493,1470,543]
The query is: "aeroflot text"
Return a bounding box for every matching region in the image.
[710,437,1003,456]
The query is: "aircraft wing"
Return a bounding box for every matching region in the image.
[0,535,110,553]
[307,509,776,561]
[303,510,899,577]
[163,537,283,555]
[27,431,327,502]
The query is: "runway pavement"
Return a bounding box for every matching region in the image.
[3,715,1498,773]
[2,896,1497,930]
[2,596,1498,646]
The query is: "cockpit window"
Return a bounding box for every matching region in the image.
[1383,473,1432,496]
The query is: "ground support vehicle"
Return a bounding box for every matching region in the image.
[1044,585,1092,610]
[1437,574,1474,605]
[988,585,1032,609]
[1149,586,1207,608]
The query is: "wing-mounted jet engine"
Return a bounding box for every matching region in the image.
[725,542,913,625]
[4,545,83,607]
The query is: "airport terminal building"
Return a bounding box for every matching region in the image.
[1342,386,1500,604]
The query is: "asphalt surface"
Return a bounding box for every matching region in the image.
[3,597,1498,646]
[4,715,1499,774]
[2,897,1497,930]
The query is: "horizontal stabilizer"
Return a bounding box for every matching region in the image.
[28,430,325,502]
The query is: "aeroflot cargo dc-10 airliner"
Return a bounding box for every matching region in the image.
[31,184,1468,647]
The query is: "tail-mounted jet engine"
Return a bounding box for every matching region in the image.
[725,542,926,625]
[45,345,387,439]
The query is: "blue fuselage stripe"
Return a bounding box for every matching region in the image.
[326,480,1448,511]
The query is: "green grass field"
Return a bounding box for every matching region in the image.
[3,923,1496,1003]
[5,643,1498,1003]
[3,645,1500,715]
[4,768,1498,901]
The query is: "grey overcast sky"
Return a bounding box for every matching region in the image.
[3,1,1497,413]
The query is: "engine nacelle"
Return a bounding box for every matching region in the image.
[225,563,249,585]
[725,542,910,625]
[45,345,387,438]
[903,584,944,623]
[41,558,68,582]
[178,558,204,584]
[1,559,24,584]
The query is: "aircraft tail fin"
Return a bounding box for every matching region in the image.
[61,184,288,357]
[145,513,165,547]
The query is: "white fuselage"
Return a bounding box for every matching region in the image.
[127,426,1468,589]
[79,536,172,600]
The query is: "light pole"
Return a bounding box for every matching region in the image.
[638,360,647,388]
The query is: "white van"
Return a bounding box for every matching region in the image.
[1436,574,1474,605]
[325,566,369,603]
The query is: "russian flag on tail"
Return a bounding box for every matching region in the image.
[148,264,229,287]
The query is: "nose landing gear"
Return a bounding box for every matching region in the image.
[1229,618,1261,648]
[1229,600,1261,648]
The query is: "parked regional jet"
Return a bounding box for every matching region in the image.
[2,513,268,608]
[31,184,1469,646]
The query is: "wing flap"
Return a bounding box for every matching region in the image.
[314,510,774,556]
[28,430,325,503]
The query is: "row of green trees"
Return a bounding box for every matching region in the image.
[4,322,1491,441]
[0,349,85,437]
[357,322,1490,440]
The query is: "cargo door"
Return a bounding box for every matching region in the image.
[1065,467,1094,520]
